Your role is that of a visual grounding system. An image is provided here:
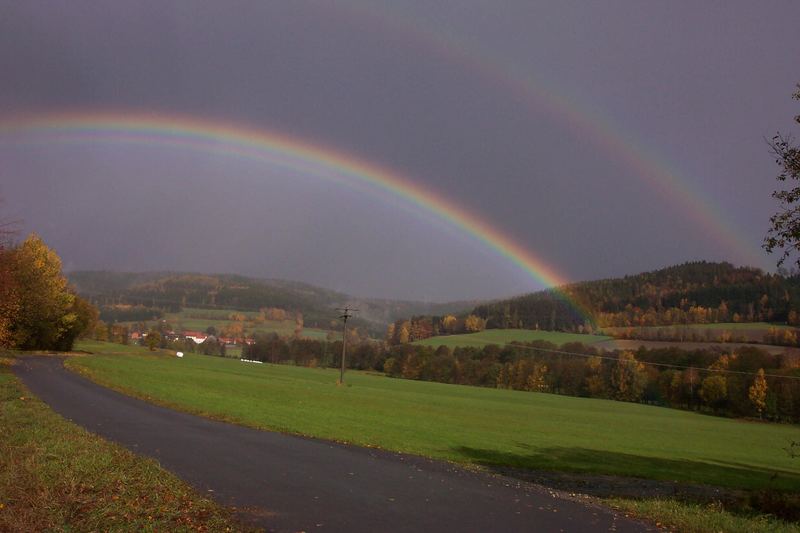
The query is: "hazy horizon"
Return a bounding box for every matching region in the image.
[64,256,769,306]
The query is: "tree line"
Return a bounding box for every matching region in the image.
[97,304,164,323]
[383,342,799,422]
[385,314,487,344]
[605,324,800,347]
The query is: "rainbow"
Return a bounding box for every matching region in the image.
[338,2,765,268]
[0,110,591,320]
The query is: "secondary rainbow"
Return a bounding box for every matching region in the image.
[0,110,590,319]
[338,2,765,268]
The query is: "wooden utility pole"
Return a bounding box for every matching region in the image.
[336,307,357,384]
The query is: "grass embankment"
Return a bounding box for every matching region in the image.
[0,353,246,532]
[69,342,800,492]
[412,329,611,348]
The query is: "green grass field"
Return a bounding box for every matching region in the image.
[76,339,161,355]
[69,342,800,492]
[412,329,611,348]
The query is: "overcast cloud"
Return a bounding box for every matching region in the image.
[1,1,798,300]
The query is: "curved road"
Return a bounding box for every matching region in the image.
[15,357,654,533]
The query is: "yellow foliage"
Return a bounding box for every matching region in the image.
[4,234,76,349]
[748,368,768,416]
[441,315,458,333]
[398,324,410,344]
[464,314,486,333]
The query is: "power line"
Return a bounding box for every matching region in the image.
[335,307,358,384]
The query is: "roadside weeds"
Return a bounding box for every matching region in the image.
[0,355,257,532]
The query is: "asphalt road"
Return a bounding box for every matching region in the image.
[15,356,655,533]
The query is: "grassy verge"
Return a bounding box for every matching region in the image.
[607,497,800,533]
[0,354,249,532]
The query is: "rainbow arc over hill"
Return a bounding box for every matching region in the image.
[0,111,591,320]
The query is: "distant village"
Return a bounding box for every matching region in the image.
[130,329,255,348]
[92,305,306,354]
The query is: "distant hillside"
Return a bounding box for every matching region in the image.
[352,297,483,328]
[68,271,476,334]
[471,261,800,331]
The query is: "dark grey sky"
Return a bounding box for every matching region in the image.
[1,1,798,300]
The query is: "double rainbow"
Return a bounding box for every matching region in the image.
[338,2,765,269]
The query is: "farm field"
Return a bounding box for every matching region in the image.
[76,340,159,356]
[410,328,800,356]
[120,307,338,341]
[69,342,800,492]
[412,329,612,348]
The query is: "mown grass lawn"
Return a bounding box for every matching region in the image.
[69,342,800,493]
[412,329,611,348]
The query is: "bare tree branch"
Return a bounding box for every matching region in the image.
[0,199,21,249]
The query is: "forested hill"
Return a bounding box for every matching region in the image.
[67,271,476,333]
[471,262,800,331]
[69,271,344,314]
